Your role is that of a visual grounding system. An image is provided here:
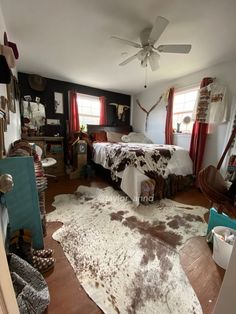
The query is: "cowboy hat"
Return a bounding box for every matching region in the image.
[4,32,19,59]
[0,44,15,68]
[28,74,47,92]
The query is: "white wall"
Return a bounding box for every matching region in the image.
[0,6,21,312]
[0,5,21,152]
[132,60,236,169]
[214,240,236,314]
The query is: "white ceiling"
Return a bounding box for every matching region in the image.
[1,0,236,95]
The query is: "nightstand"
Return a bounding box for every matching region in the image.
[75,140,87,171]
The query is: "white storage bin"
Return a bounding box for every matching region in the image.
[212,226,236,269]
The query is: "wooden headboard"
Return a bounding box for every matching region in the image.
[87,124,132,135]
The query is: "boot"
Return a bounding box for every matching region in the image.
[146,179,156,203]
[9,229,33,264]
[32,256,55,274]
[140,181,150,205]
[33,248,54,258]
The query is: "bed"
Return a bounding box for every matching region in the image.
[87,124,193,206]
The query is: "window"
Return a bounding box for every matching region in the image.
[173,87,199,133]
[77,94,100,130]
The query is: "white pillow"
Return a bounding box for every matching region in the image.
[121,132,153,144]
[106,131,125,142]
[121,135,129,142]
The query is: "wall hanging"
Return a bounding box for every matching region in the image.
[0,96,9,124]
[192,79,227,125]
[6,74,16,113]
[28,74,46,91]
[108,103,130,122]
[136,94,163,131]
[54,92,64,114]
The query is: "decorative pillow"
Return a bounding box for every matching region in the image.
[80,133,93,147]
[90,131,107,142]
[121,132,153,144]
[106,131,126,143]
[121,135,129,142]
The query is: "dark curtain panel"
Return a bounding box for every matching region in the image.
[69,91,80,137]
[165,87,174,145]
[189,77,214,177]
[99,96,107,125]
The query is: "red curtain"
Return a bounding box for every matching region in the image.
[69,90,80,137]
[99,96,107,125]
[189,77,214,176]
[165,87,174,145]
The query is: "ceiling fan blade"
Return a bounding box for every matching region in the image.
[111,36,141,48]
[119,53,138,66]
[148,16,169,45]
[149,51,160,71]
[157,44,192,53]
[140,28,152,46]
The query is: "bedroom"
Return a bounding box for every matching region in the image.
[0,0,236,313]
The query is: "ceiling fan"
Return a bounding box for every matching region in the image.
[111,16,192,71]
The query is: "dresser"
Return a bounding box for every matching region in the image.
[24,136,65,176]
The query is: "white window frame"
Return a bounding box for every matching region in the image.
[173,86,199,134]
[76,93,100,129]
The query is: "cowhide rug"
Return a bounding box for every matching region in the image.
[47,186,208,314]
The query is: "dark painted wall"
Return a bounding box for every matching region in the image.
[18,72,131,137]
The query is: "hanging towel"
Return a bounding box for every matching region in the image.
[193,82,228,124]
[208,83,227,124]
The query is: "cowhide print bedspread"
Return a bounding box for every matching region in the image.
[95,143,176,181]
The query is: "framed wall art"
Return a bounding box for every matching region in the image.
[47,118,60,125]
[0,111,6,158]
[54,92,64,114]
[6,75,16,113]
[0,96,9,126]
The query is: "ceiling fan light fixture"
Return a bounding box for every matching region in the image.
[141,55,148,68]
[137,50,146,61]
[149,51,160,71]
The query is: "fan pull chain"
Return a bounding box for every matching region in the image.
[144,66,148,89]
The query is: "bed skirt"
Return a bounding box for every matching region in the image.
[148,173,194,200]
[93,162,194,200]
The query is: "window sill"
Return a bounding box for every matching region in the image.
[173,133,192,136]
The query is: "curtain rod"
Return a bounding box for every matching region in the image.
[76,92,102,99]
[174,82,200,93]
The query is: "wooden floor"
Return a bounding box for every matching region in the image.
[43,176,225,314]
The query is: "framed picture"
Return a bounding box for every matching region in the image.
[54,92,64,114]
[6,75,16,113]
[47,118,60,125]
[0,96,7,111]
[0,114,6,158]
[0,96,9,125]
[13,76,20,101]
